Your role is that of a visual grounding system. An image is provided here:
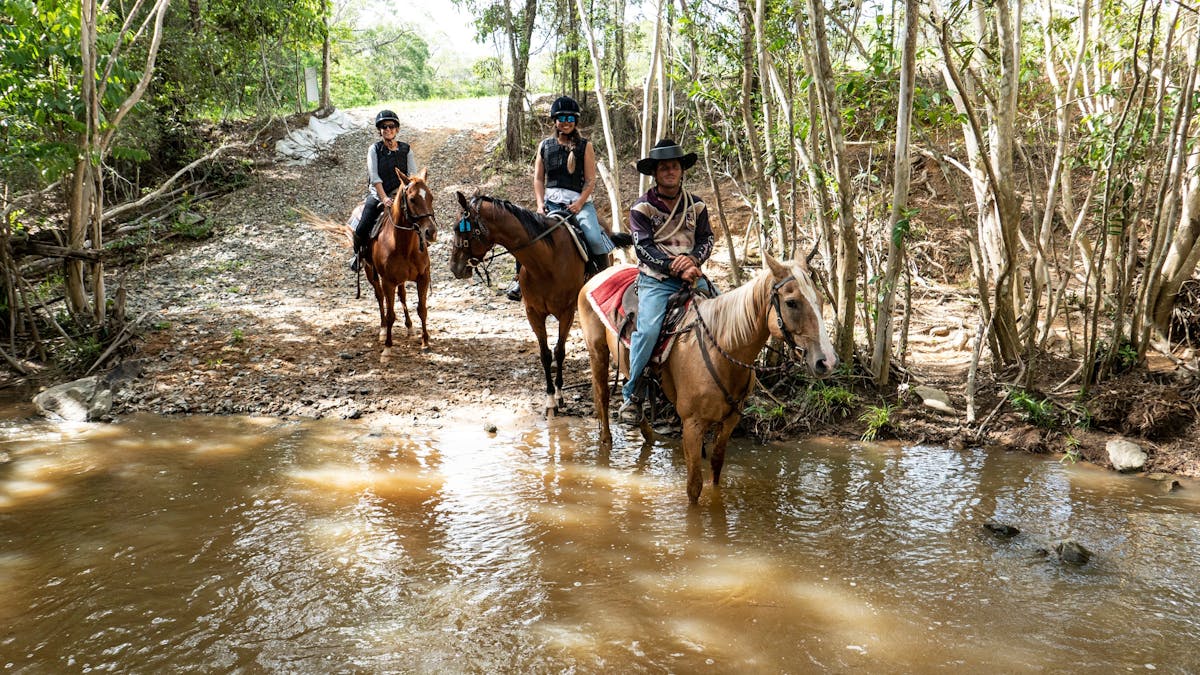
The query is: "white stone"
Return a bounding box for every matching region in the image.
[1107,438,1147,472]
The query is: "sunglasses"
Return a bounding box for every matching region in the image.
[380,123,398,130]
[555,114,577,123]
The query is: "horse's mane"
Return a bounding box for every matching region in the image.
[696,266,778,348]
[479,195,558,246]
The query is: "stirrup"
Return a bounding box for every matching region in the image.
[618,397,644,424]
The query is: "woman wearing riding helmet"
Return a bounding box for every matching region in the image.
[351,109,419,271]
[505,95,614,300]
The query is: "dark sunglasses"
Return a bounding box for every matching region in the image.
[379,123,398,130]
[555,114,577,123]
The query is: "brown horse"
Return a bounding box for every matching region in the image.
[362,168,438,349]
[450,191,631,414]
[578,253,837,503]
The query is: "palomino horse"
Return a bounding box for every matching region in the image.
[362,168,438,349]
[450,191,632,414]
[578,253,837,503]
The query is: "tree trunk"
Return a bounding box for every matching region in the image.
[574,0,623,229]
[504,0,539,161]
[869,0,918,384]
[806,0,859,362]
[737,0,771,257]
[638,0,664,195]
[319,1,332,114]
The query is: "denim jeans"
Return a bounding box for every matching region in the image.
[622,272,716,402]
[546,201,614,255]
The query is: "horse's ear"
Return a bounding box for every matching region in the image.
[764,252,789,279]
[417,166,428,182]
[456,191,470,210]
[396,168,410,185]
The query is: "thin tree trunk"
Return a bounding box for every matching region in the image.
[869,0,918,384]
[805,0,858,361]
[574,0,623,231]
[638,0,664,195]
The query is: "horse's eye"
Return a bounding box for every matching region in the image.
[785,299,799,309]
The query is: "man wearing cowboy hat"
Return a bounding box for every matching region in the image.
[619,139,717,423]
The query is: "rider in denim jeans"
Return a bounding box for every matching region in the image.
[504,96,615,301]
[619,139,716,423]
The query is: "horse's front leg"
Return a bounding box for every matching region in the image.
[681,418,708,504]
[710,414,740,487]
[526,308,556,416]
[382,281,397,347]
[552,309,574,410]
[397,281,413,336]
[416,271,430,350]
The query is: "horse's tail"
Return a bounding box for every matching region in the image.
[608,231,634,249]
[296,206,353,249]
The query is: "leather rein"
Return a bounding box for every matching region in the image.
[689,274,808,421]
[454,196,569,284]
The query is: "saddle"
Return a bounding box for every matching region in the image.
[584,265,704,365]
[347,203,385,240]
[545,209,598,274]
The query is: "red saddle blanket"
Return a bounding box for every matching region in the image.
[583,265,685,363]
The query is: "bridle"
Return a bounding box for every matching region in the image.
[691,273,812,420]
[392,184,437,251]
[453,196,569,284]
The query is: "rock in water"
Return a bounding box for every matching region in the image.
[983,522,1021,539]
[1053,539,1092,565]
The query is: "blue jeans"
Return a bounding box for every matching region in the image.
[546,201,614,255]
[622,272,716,402]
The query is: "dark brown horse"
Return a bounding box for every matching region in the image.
[450,191,631,414]
[578,253,837,503]
[362,168,438,349]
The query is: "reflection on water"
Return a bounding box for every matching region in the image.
[1,414,1199,671]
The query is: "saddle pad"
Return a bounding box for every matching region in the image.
[584,265,682,363]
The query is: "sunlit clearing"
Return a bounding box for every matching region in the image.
[289,464,444,500]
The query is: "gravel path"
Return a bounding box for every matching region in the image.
[112,98,595,428]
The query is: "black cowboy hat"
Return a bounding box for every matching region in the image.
[636,139,698,175]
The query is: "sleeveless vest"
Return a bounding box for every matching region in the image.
[541,136,587,193]
[373,140,411,195]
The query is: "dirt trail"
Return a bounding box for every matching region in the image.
[114,98,594,429]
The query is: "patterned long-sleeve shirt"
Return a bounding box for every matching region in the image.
[628,187,714,281]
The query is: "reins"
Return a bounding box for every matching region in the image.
[454,198,570,286]
[689,274,806,421]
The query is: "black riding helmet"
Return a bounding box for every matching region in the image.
[549,96,581,119]
[375,110,400,129]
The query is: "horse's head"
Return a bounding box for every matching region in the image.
[450,190,496,279]
[764,252,838,378]
[395,167,437,243]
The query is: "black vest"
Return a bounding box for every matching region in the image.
[373,140,411,195]
[541,136,587,193]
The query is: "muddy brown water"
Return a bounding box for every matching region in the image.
[1,412,1198,672]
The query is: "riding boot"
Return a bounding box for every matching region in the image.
[586,252,609,277]
[349,236,366,272]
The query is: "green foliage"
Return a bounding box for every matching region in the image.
[859,403,896,442]
[1008,388,1057,428]
[54,334,103,371]
[1060,434,1082,464]
[799,382,857,423]
[230,327,245,344]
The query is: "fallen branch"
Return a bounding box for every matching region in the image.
[10,240,104,262]
[103,144,240,222]
[86,311,148,375]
